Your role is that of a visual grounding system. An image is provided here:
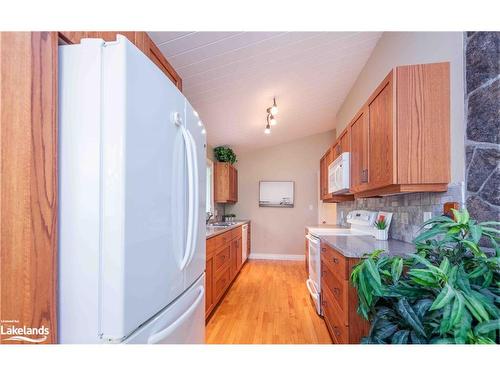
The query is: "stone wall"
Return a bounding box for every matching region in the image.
[336,183,464,243]
[464,32,500,224]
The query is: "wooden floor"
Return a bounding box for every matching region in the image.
[206,260,332,344]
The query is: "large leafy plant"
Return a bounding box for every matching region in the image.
[214,146,237,164]
[350,209,500,344]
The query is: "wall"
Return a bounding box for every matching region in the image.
[226,130,336,258]
[335,32,465,183]
[464,32,500,225]
[337,183,464,243]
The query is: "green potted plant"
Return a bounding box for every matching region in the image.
[214,146,237,164]
[374,218,388,240]
[350,209,500,344]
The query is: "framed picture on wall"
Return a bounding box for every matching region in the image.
[259,181,294,208]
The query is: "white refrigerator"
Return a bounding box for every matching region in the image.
[58,35,206,344]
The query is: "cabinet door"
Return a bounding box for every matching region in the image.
[332,141,340,160]
[339,129,350,154]
[233,168,238,202]
[214,162,229,203]
[324,148,334,198]
[350,110,369,192]
[368,78,394,189]
[236,237,243,271]
[205,257,214,315]
[230,239,238,280]
[319,155,326,200]
[228,165,236,202]
[320,150,332,200]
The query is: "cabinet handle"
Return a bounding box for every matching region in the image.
[334,327,341,337]
[361,169,368,183]
[321,248,326,253]
[332,257,339,264]
[333,288,340,296]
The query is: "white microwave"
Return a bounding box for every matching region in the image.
[328,152,350,194]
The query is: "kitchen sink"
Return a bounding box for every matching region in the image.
[208,222,238,227]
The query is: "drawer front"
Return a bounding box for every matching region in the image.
[231,226,242,240]
[214,243,231,272]
[322,285,349,344]
[214,267,231,302]
[215,231,232,249]
[321,243,348,280]
[321,260,348,324]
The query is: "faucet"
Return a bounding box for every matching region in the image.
[206,212,213,225]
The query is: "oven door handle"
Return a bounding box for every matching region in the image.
[306,279,319,301]
[305,234,320,245]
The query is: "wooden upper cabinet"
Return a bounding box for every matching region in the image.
[350,62,450,197]
[332,141,340,160]
[367,75,394,190]
[339,128,350,154]
[214,162,238,204]
[349,109,369,193]
[58,31,182,90]
[319,148,331,200]
[396,63,450,185]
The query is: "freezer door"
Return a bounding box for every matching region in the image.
[99,36,189,341]
[182,100,207,289]
[124,274,205,344]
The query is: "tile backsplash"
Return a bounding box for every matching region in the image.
[336,183,465,243]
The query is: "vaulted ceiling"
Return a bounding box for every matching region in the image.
[148,32,382,153]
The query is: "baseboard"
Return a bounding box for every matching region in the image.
[248,253,305,261]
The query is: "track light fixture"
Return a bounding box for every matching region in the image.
[264,97,278,134]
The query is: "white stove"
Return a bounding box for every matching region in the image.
[306,210,379,315]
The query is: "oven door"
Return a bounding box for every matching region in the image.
[305,234,322,315]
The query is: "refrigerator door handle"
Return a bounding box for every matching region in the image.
[147,285,204,344]
[177,122,195,270]
[185,127,199,268]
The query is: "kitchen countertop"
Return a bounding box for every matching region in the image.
[306,224,350,230]
[318,234,415,259]
[206,220,250,239]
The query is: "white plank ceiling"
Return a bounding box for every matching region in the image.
[149,32,382,153]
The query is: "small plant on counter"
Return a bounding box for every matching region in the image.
[214,146,237,164]
[350,209,500,344]
[374,218,387,230]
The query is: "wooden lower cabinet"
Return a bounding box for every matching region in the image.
[320,242,370,344]
[205,223,249,320]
